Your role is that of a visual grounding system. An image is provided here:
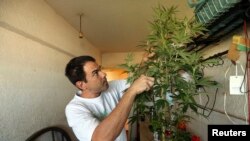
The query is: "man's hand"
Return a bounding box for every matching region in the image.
[128,75,155,95]
[92,76,154,141]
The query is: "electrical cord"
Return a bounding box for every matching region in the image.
[198,88,218,118]
[206,88,218,117]
[223,92,236,124]
[243,19,250,124]
[224,62,248,124]
[196,87,218,118]
[244,90,248,124]
[224,63,237,124]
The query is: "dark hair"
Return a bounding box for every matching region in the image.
[65,56,96,85]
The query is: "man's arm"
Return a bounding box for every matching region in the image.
[91,75,154,141]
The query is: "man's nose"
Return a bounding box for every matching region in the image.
[100,71,107,78]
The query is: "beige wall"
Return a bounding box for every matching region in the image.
[102,51,144,68]
[0,0,100,141]
[103,68,128,81]
[0,0,248,141]
[102,52,145,83]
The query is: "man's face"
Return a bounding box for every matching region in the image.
[83,61,109,94]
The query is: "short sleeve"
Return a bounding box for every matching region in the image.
[109,79,130,98]
[65,104,100,141]
[71,117,99,141]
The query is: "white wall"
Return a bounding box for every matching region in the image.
[0,0,100,141]
[188,28,249,141]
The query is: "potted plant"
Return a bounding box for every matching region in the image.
[121,5,220,141]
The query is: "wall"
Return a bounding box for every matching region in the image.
[102,29,249,141]
[188,28,249,141]
[1,1,246,141]
[102,51,144,68]
[0,0,100,141]
[102,51,144,141]
[102,68,128,81]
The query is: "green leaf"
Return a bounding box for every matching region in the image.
[120,5,219,139]
[190,104,198,113]
[155,99,168,110]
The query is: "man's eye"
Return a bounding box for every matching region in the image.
[93,71,98,76]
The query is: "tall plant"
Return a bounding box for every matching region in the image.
[121,5,220,141]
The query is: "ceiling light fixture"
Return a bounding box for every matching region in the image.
[79,14,84,38]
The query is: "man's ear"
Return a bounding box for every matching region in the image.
[75,81,87,90]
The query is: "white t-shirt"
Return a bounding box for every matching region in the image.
[65,79,129,141]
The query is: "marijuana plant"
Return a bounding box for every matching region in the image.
[121,6,220,141]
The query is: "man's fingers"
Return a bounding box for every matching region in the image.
[140,74,155,82]
[147,80,154,87]
[147,77,155,82]
[132,74,155,93]
[145,77,154,91]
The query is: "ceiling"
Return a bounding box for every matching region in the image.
[45,0,194,53]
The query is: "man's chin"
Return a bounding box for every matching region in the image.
[105,83,109,89]
[101,80,109,91]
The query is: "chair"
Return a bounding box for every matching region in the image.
[25,126,72,141]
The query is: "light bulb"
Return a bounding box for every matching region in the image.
[79,32,84,38]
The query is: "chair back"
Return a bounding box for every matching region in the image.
[25,126,71,141]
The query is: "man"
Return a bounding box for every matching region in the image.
[65,55,154,141]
